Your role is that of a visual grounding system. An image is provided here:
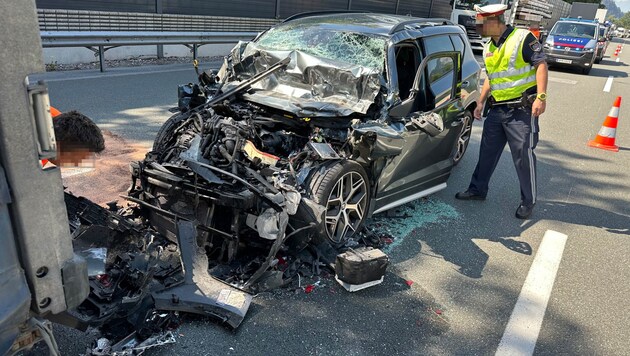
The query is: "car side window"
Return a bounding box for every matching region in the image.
[450,35,465,60]
[394,42,421,101]
[423,35,456,108]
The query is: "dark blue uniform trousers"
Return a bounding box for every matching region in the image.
[468,105,539,206]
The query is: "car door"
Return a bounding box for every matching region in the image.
[373,49,463,214]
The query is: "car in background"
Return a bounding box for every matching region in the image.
[544,18,600,74]
[595,23,610,63]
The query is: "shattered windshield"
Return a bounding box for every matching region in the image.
[551,23,597,39]
[454,0,504,11]
[256,23,387,70]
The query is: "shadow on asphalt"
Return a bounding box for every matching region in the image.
[388,137,629,278]
[549,65,629,78]
[537,200,629,237]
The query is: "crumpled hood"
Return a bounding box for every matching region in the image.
[221,41,384,117]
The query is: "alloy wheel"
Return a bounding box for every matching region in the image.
[324,171,368,244]
[453,111,473,164]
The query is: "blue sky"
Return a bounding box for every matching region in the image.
[617,0,630,12]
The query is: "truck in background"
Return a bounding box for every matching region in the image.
[450,0,562,52]
[569,2,599,19]
[595,8,608,22]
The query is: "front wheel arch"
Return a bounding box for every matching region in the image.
[307,160,371,246]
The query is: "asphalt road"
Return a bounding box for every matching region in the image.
[39,38,630,355]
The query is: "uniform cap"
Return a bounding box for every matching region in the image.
[474,4,508,18]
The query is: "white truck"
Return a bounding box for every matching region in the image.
[450,0,554,51]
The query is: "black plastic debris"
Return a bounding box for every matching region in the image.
[335,247,389,292]
[152,220,252,329]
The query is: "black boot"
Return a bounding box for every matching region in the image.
[515,203,535,219]
[455,190,486,201]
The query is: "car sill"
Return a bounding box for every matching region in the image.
[373,182,447,215]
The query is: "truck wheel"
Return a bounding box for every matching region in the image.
[453,109,473,165]
[308,161,370,246]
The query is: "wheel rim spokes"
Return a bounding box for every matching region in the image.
[455,116,472,161]
[325,172,368,243]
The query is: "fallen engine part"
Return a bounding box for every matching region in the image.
[335,247,389,292]
[63,193,253,353]
[90,331,176,356]
[152,220,252,329]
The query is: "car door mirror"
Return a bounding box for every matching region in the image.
[389,51,462,118]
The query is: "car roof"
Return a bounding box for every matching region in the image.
[281,12,457,36]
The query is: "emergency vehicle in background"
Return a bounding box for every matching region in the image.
[543,17,601,74]
[450,0,558,51]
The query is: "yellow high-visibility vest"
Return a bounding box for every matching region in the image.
[483,28,537,101]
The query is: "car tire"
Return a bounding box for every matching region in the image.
[582,66,591,75]
[595,56,601,64]
[308,160,370,246]
[453,109,473,165]
[153,111,188,153]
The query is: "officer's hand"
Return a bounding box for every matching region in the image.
[532,99,546,117]
[473,105,483,120]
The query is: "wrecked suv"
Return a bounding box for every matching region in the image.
[131,12,480,273]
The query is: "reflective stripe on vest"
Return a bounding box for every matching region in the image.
[483,29,537,101]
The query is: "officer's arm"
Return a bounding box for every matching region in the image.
[535,61,548,97]
[474,79,491,119]
[531,61,548,116]
[523,32,548,116]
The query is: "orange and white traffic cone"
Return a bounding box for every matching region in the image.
[50,106,62,118]
[588,96,621,152]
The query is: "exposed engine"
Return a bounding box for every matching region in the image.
[127,98,360,288]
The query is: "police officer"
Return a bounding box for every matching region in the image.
[455,4,548,219]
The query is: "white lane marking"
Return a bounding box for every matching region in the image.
[603,76,614,92]
[616,58,620,63]
[548,77,577,85]
[495,230,568,356]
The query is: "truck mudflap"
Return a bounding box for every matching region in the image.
[152,220,252,329]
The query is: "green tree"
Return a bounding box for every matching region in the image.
[614,11,630,27]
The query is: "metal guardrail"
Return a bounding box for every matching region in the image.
[40,31,259,72]
[38,9,278,72]
[38,9,279,32]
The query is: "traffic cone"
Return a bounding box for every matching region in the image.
[588,96,621,152]
[50,106,62,118]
